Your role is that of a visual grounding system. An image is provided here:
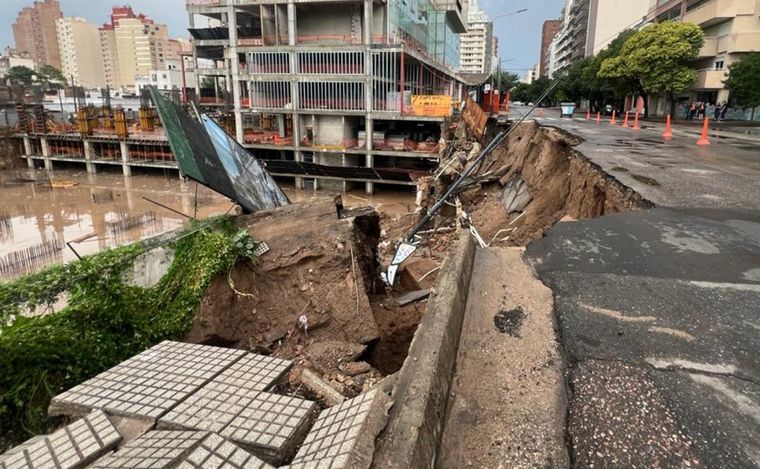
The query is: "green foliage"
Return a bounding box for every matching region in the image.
[724,52,760,113]
[38,65,67,84]
[599,21,704,95]
[510,77,559,105]
[491,72,520,92]
[5,66,35,84]
[0,218,257,449]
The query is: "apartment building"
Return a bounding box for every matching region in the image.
[56,18,106,88]
[539,20,561,77]
[188,0,468,195]
[647,0,760,108]
[136,59,196,94]
[460,0,497,75]
[12,0,63,69]
[99,6,178,91]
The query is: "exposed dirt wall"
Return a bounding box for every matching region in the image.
[466,122,653,245]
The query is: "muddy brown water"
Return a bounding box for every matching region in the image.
[0,167,417,282]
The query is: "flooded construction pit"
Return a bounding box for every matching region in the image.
[0,167,233,281]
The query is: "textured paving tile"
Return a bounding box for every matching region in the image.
[290,389,389,468]
[221,392,316,464]
[92,430,272,469]
[159,354,292,432]
[177,433,274,469]
[50,341,246,420]
[0,410,121,469]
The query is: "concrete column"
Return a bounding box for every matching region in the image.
[365,118,374,195]
[120,141,131,176]
[40,137,53,171]
[83,139,97,174]
[287,1,296,46]
[363,0,372,45]
[189,12,201,100]
[277,114,286,138]
[227,5,244,143]
[23,135,34,168]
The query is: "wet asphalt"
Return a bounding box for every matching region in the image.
[514,108,760,467]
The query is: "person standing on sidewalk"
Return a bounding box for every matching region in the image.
[698,102,706,120]
[720,101,729,121]
[714,103,721,121]
[688,101,697,120]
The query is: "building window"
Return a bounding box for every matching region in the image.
[714,60,724,70]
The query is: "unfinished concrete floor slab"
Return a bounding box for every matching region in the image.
[289,388,390,469]
[91,430,272,469]
[49,341,246,421]
[438,247,568,468]
[0,410,120,469]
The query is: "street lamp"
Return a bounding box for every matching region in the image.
[492,8,528,21]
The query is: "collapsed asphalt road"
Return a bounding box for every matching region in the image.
[526,207,760,467]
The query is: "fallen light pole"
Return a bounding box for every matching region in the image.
[383,80,562,285]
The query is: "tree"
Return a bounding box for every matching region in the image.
[511,82,531,103]
[5,65,35,84]
[491,72,520,93]
[724,52,760,120]
[38,64,66,84]
[599,21,704,117]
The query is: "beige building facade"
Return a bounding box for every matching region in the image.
[12,0,63,69]
[646,0,760,113]
[586,0,650,56]
[56,17,106,88]
[113,18,171,90]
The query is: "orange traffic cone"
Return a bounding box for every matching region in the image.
[622,112,630,128]
[632,111,640,130]
[697,117,710,145]
[610,110,617,125]
[586,110,591,120]
[596,112,601,124]
[663,114,673,139]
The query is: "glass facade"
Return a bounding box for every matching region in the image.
[389,0,460,70]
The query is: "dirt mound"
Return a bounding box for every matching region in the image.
[185,197,381,364]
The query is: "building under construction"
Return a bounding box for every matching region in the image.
[188,0,468,193]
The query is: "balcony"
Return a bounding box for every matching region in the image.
[683,0,750,27]
[695,68,728,89]
[698,37,718,57]
[731,31,760,52]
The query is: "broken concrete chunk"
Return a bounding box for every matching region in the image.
[48,341,246,421]
[501,176,533,214]
[299,368,347,407]
[91,430,272,469]
[304,341,366,374]
[340,361,372,377]
[397,289,431,307]
[0,410,121,469]
[289,389,391,469]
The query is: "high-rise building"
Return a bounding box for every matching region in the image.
[188,0,467,194]
[12,0,63,69]
[99,6,173,90]
[539,20,561,77]
[460,0,497,75]
[645,0,760,111]
[585,0,648,56]
[56,17,106,88]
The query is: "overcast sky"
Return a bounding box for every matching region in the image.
[2,0,564,74]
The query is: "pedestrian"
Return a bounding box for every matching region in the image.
[688,101,697,120]
[713,102,721,121]
[720,101,729,120]
[698,102,706,120]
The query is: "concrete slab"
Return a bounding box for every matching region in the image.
[438,248,568,468]
[290,388,390,469]
[49,341,246,420]
[159,354,293,432]
[0,410,120,469]
[220,393,317,465]
[177,433,274,469]
[92,430,272,469]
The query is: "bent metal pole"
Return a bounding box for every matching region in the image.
[405,80,562,242]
